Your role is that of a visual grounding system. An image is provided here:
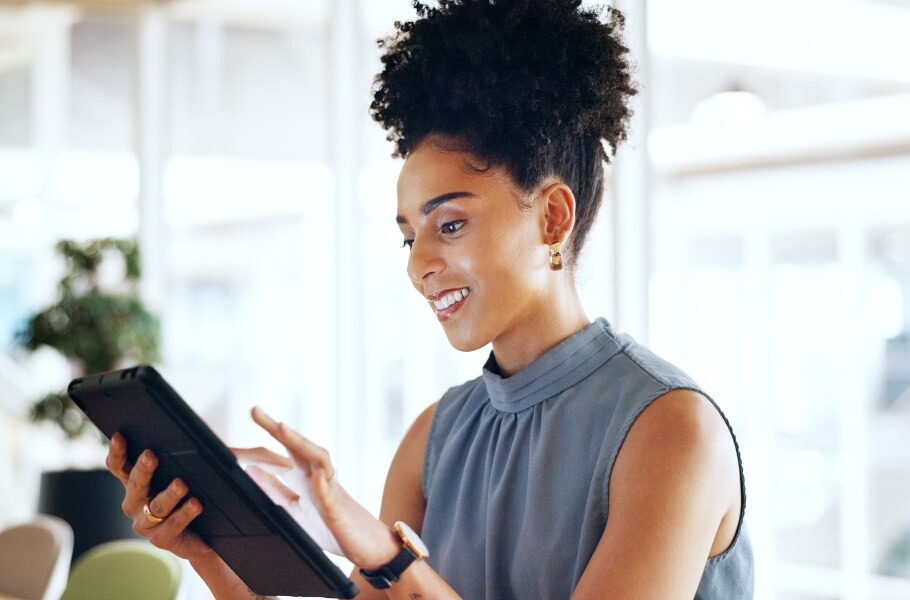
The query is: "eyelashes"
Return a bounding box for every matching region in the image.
[400,219,467,250]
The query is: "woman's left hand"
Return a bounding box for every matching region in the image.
[246,407,400,570]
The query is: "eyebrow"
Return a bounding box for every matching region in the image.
[396,191,477,224]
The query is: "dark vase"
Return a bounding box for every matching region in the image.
[38,468,140,561]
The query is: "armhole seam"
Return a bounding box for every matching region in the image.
[600,384,748,562]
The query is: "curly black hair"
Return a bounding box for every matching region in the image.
[370,0,637,267]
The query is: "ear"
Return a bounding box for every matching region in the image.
[539,182,576,244]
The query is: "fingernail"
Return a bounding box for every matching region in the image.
[141,451,154,466]
[172,479,185,494]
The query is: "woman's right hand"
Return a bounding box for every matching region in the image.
[105,432,213,562]
[248,407,401,570]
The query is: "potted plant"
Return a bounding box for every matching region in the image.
[16,237,161,559]
[17,238,160,438]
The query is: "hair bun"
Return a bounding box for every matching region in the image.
[371,0,637,160]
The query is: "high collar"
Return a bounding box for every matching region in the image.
[481,317,622,413]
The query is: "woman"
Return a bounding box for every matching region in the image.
[107,1,754,598]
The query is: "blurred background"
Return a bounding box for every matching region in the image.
[0,0,908,598]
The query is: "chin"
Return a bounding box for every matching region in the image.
[441,325,490,353]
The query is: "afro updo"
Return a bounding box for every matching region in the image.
[370,0,637,266]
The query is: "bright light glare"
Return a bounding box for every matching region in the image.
[868,275,905,340]
[163,156,333,227]
[649,0,910,82]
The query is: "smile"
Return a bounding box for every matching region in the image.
[428,287,471,311]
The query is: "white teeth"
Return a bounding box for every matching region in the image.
[431,287,470,311]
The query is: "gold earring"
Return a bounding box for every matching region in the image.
[549,241,563,271]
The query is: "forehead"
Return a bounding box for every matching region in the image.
[396,142,515,210]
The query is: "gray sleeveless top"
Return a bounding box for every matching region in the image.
[421,318,754,599]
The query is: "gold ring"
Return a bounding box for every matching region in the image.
[143,502,166,524]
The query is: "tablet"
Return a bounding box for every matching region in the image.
[68,364,359,599]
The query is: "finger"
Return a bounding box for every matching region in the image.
[232,446,294,470]
[122,449,157,516]
[253,410,330,478]
[250,406,283,435]
[145,496,204,550]
[246,465,300,507]
[105,433,132,485]
[251,407,334,479]
[143,478,189,531]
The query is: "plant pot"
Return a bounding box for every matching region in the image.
[37,468,140,562]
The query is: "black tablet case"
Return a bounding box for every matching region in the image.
[68,365,359,599]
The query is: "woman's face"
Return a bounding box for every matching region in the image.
[396,140,555,353]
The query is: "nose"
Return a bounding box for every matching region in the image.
[407,237,445,286]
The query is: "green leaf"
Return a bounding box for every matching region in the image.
[17,238,160,441]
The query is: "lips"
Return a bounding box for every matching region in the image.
[428,287,471,311]
[425,287,471,322]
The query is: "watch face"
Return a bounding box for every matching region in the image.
[394,521,429,558]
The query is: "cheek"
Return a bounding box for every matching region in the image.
[497,223,546,269]
[446,214,544,292]
[472,235,545,294]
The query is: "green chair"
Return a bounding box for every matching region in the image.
[60,540,182,600]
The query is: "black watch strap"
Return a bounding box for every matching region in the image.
[359,546,418,589]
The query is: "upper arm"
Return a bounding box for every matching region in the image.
[348,401,438,598]
[572,389,741,600]
[377,401,438,531]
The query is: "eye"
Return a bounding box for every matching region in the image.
[401,239,414,250]
[440,220,465,235]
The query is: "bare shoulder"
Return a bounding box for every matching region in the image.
[378,402,439,531]
[392,401,439,482]
[572,389,741,599]
[627,389,734,458]
[402,401,439,451]
[613,388,739,518]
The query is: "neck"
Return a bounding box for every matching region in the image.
[490,283,590,377]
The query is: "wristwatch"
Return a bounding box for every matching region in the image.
[359,521,429,589]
